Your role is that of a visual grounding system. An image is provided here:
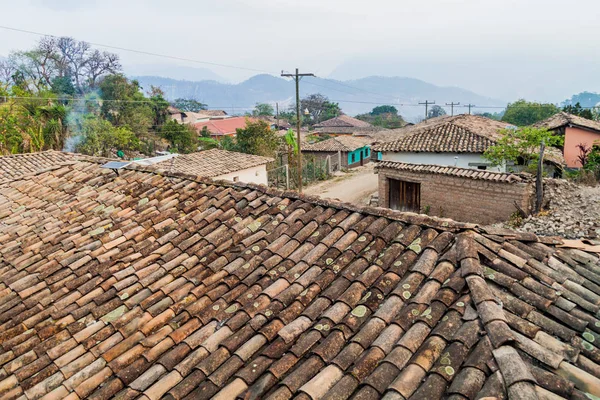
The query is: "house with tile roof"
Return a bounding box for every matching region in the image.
[534,112,600,168]
[313,115,377,136]
[1,152,600,399]
[169,109,230,126]
[194,116,256,139]
[150,149,274,185]
[302,136,374,169]
[373,114,565,173]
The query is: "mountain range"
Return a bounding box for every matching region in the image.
[133,74,505,121]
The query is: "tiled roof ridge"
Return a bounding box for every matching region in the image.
[376,160,532,183]
[3,160,600,399]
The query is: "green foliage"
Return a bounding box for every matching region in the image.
[159,120,198,153]
[584,144,600,180]
[562,102,594,120]
[476,111,503,120]
[356,105,406,128]
[501,99,560,126]
[283,129,298,154]
[171,98,207,112]
[252,103,274,116]
[0,106,24,154]
[484,127,564,169]
[371,105,398,115]
[99,74,153,135]
[219,136,236,151]
[75,116,139,157]
[235,119,279,157]
[563,92,600,109]
[296,94,341,126]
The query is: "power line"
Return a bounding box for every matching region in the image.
[419,100,435,118]
[0,25,277,75]
[446,102,460,116]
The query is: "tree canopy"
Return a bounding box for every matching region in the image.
[501,99,559,126]
[171,98,207,112]
[252,103,274,116]
[297,94,341,126]
[356,105,406,129]
[234,119,279,158]
[562,102,594,120]
[427,105,447,119]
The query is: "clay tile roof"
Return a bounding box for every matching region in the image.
[376,161,532,183]
[151,149,274,178]
[302,136,373,152]
[534,111,600,133]
[373,114,514,153]
[0,150,81,184]
[1,159,600,399]
[314,115,372,129]
[194,116,256,136]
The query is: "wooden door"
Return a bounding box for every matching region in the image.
[389,178,420,212]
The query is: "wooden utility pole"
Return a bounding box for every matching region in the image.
[464,104,475,114]
[446,102,460,116]
[419,100,435,119]
[276,102,279,130]
[281,68,315,193]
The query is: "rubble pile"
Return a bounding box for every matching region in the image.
[518,179,600,238]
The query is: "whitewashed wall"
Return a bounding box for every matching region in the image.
[214,164,269,185]
[381,151,505,172]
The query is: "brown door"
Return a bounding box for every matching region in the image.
[389,178,420,212]
[360,150,364,166]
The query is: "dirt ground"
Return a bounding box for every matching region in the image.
[304,164,378,205]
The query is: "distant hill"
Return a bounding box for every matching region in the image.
[132,74,504,121]
[562,91,600,108]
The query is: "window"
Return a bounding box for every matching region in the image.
[477,166,487,170]
[351,154,356,163]
[233,176,239,182]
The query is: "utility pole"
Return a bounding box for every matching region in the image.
[281,68,315,193]
[276,102,279,131]
[446,102,460,116]
[419,100,435,119]
[464,104,475,115]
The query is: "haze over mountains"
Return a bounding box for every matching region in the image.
[134,72,504,121]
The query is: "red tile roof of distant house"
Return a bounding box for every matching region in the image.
[194,116,257,136]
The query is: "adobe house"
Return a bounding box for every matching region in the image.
[301,136,373,169]
[373,114,564,175]
[534,112,600,168]
[376,161,534,224]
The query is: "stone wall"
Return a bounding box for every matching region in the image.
[378,167,534,224]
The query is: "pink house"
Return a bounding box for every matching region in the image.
[535,112,600,168]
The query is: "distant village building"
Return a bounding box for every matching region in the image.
[301,136,373,169]
[376,161,534,224]
[168,107,230,125]
[194,116,255,140]
[373,114,564,173]
[151,149,273,185]
[534,112,600,168]
[313,115,376,136]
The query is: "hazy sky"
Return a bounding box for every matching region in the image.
[1,0,599,102]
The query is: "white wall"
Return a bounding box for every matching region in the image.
[381,151,505,172]
[214,164,269,185]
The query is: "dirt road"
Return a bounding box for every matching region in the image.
[304,164,378,205]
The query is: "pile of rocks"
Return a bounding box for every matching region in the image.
[517,179,600,238]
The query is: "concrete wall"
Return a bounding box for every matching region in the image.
[378,167,533,224]
[347,146,371,167]
[215,164,268,185]
[381,151,504,172]
[564,126,600,168]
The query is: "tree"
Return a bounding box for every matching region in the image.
[98,74,153,135]
[75,116,139,157]
[371,105,398,115]
[297,94,341,125]
[356,105,406,129]
[476,111,503,121]
[562,102,594,120]
[484,127,564,212]
[7,36,120,94]
[235,119,279,157]
[252,103,274,116]
[428,105,447,119]
[171,98,207,112]
[159,120,198,153]
[501,99,559,126]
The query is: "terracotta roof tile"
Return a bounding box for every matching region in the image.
[1,155,600,399]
